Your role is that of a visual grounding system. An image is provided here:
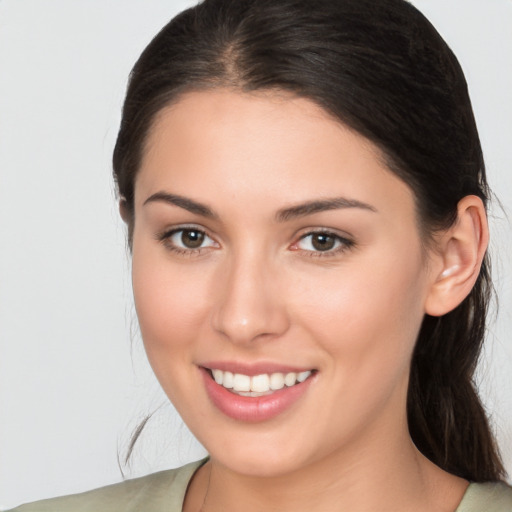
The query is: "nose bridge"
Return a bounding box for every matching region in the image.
[211,243,289,344]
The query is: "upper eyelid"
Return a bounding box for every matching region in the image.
[156,225,217,248]
[157,226,218,255]
[292,229,355,252]
[158,224,213,238]
[296,233,353,246]
[295,227,354,241]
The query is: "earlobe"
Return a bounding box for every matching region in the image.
[425,195,489,317]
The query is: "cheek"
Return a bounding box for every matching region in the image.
[131,243,213,370]
[291,245,428,386]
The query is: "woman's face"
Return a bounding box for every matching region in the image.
[131,89,438,476]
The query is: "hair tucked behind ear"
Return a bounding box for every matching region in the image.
[408,259,505,481]
[113,0,505,480]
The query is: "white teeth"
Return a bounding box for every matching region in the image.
[223,371,234,389]
[210,369,313,393]
[251,373,270,393]
[233,373,251,392]
[284,372,297,387]
[269,372,285,390]
[212,369,223,385]
[297,370,311,382]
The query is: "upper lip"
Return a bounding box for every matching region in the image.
[200,361,316,376]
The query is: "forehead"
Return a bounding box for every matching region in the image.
[136,89,415,219]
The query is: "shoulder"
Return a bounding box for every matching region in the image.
[456,481,512,512]
[4,459,206,512]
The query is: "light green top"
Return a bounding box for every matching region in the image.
[6,459,512,512]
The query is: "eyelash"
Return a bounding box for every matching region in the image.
[156,225,218,257]
[156,226,355,258]
[291,230,355,258]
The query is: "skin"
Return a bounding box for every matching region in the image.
[128,89,487,512]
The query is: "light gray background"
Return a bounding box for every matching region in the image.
[0,0,511,509]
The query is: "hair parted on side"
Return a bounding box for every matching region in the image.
[113,0,505,481]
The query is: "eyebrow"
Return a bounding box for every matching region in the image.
[276,197,377,222]
[143,191,376,221]
[143,192,217,219]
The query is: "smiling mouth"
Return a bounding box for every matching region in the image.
[206,368,316,397]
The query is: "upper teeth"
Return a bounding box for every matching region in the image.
[211,369,312,394]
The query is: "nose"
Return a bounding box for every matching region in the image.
[211,250,290,345]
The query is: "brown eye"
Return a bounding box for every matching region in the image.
[294,231,353,255]
[311,233,336,251]
[163,228,217,253]
[181,229,204,248]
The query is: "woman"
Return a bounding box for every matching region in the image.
[6,0,512,510]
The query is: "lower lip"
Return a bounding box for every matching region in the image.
[200,367,315,422]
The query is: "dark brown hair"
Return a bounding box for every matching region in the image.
[113,0,505,481]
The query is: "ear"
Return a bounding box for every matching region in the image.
[119,196,131,224]
[425,195,489,317]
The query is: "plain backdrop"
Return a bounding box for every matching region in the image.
[0,0,511,509]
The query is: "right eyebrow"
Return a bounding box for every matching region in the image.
[143,191,218,219]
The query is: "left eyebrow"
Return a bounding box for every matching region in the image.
[276,197,377,222]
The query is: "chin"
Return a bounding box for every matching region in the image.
[210,447,310,478]
[198,425,329,479]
